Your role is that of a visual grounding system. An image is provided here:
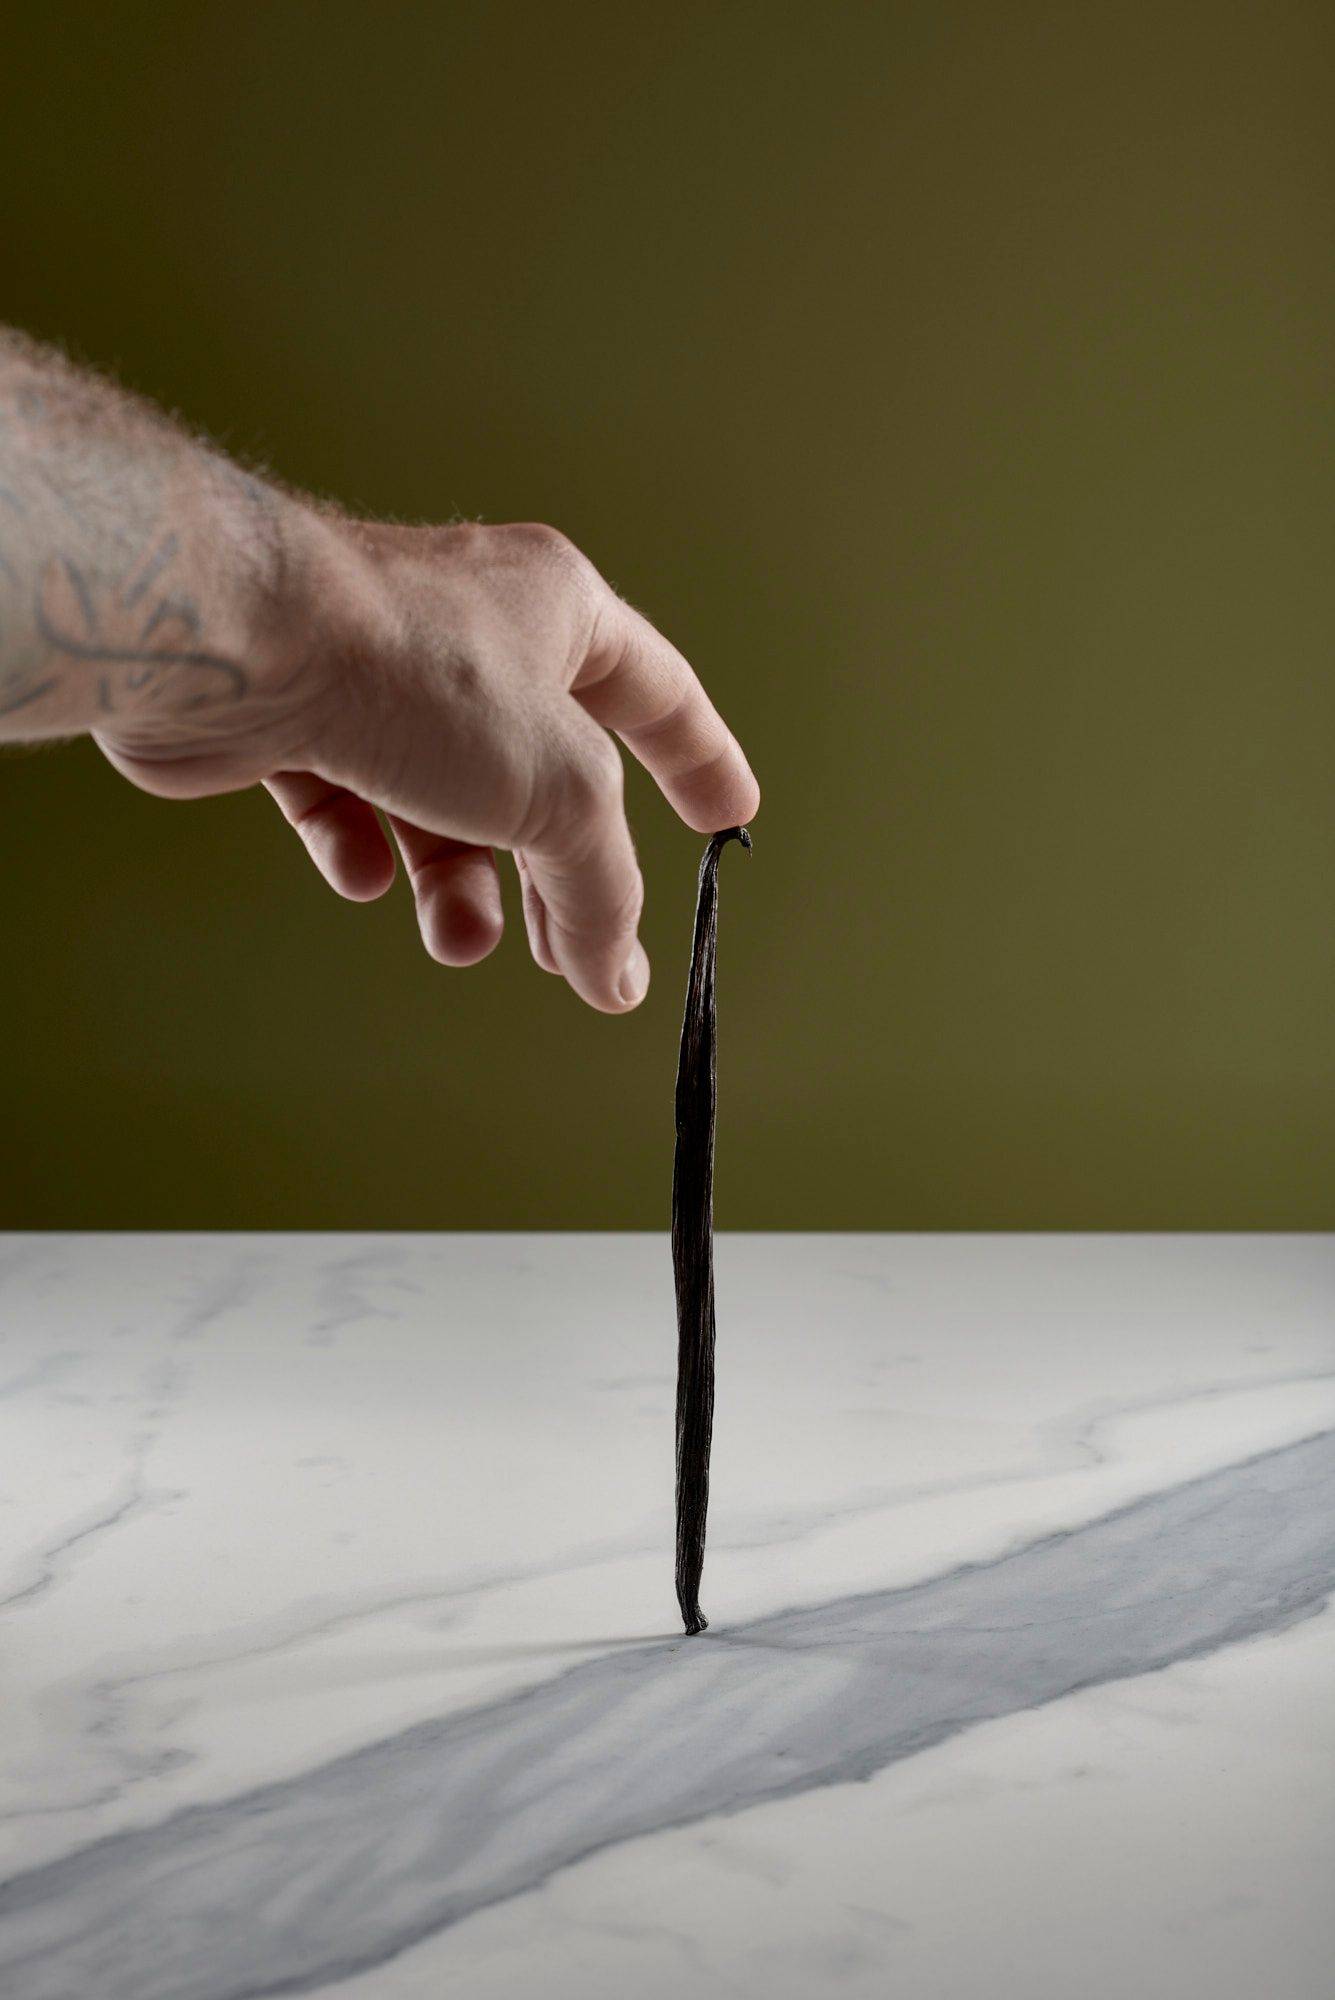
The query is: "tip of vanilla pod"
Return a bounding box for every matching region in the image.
[712,825,751,856]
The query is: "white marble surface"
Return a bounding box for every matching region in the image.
[0,1232,1332,1999]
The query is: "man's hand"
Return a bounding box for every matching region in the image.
[0,331,759,1011]
[102,517,760,1012]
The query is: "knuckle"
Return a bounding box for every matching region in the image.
[512,521,581,575]
[583,730,625,806]
[498,525,603,671]
[527,523,601,613]
[514,747,598,856]
[516,698,626,858]
[614,869,646,937]
[556,732,623,839]
[548,868,644,950]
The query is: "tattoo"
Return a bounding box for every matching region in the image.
[0,674,57,718]
[120,530,177,607]
[0,338,257,729]
[0,487,24,577]
[32,542,248,711]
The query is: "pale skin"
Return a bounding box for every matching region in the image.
[0,328,759,1012]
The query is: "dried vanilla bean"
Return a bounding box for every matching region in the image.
[672,824,751,1635]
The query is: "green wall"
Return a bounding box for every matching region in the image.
[3,1,1332,1229]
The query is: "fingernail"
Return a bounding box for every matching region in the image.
[618,941,650,1008]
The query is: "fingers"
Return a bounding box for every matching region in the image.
[265,772,396,901]
[519,704,649,1013]
[265,774,504,968]
[387,818,505,967]
[574,594,760,834]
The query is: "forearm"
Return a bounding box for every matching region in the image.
[0,328,319,742]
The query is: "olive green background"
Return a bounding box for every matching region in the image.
[3,1,1332,1229]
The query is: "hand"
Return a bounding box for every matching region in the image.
[97,517,760,1012]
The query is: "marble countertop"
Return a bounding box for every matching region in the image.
[0,1232,1332,1999]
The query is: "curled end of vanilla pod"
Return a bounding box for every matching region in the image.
[673,824,752,1638]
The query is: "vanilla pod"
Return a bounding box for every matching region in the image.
[672,824,750,1635]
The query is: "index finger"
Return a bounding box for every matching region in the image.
[574,594,760,834]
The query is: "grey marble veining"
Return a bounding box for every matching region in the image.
[0,1233,1332,1999]
[1,1428,1332,2000]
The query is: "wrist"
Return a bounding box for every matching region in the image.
[93,489,392,781]
[273,506,402,758]
[90,476,337,743]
